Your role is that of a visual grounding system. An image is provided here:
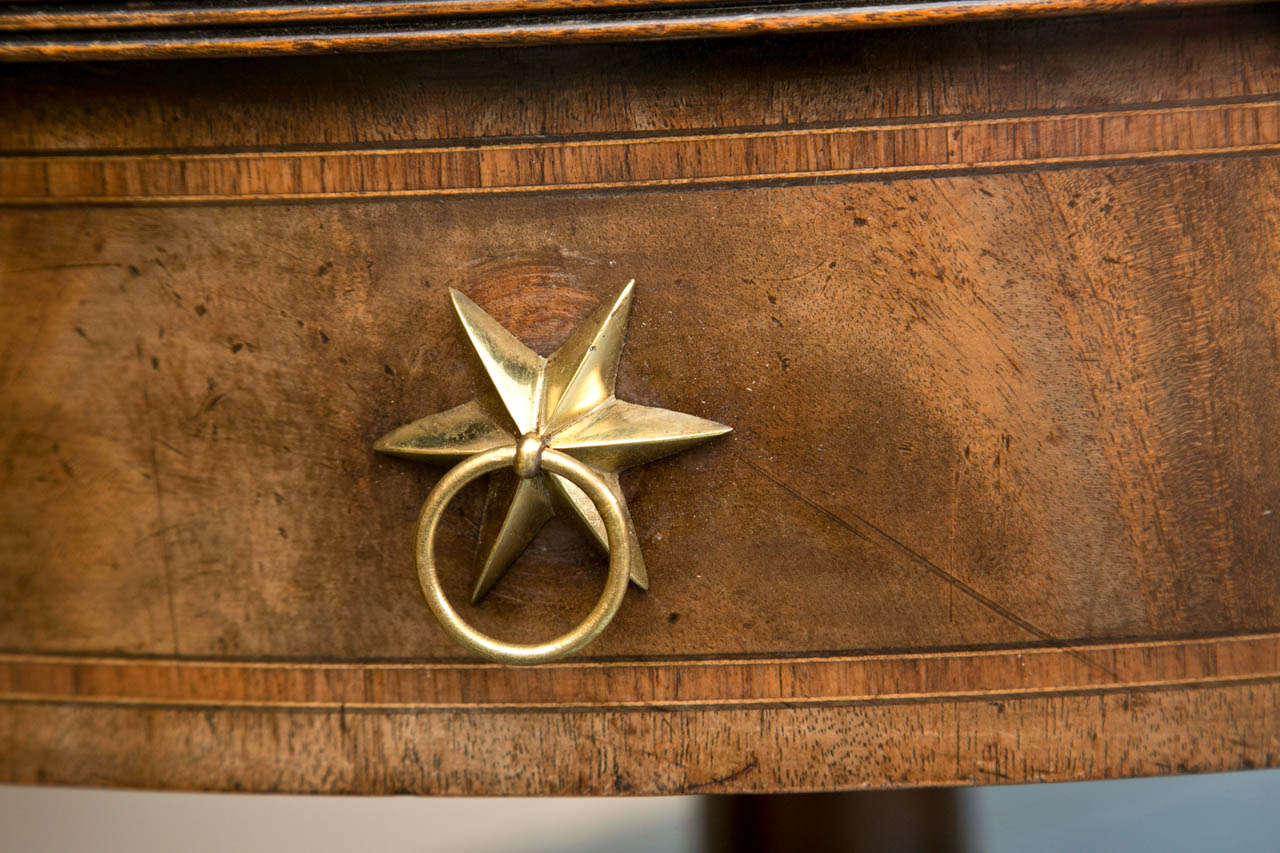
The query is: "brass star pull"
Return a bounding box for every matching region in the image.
[375,281,730,664]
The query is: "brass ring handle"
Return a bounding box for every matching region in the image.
[415,445,633,665]
[378,282,730,662]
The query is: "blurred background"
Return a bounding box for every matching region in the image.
[3,768,1278,852]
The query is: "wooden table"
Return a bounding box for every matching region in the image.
[1,0,1278,795]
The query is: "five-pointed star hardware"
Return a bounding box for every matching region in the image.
[374,281,731,602]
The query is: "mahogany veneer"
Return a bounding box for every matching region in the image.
[2,6,1279,793]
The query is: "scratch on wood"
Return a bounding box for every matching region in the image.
[733,452,1123,682]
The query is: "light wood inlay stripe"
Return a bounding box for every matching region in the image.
[3,99,1279,204]
[3,633,1277,711]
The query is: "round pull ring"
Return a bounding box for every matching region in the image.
[415,445,633,665]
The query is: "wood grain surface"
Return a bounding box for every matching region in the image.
[6,99,1280,204]
[4,633,1279,710]
[2,9,1280,793]
[0,0,812,32]
[0,0,1259,61]
[0,0,1244,32]
[5,11,1277,152]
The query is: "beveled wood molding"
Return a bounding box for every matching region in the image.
[0,0,795,31]
[4,96,1278,203]
[0,0,1259,61]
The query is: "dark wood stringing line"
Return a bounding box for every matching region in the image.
[8,675,1280,715]
[3,97,1277,203]
[3,633,1278,711]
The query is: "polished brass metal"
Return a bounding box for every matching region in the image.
[375,281,731,663]
[416,445,631,664]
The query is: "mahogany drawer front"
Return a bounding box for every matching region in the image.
[2,8,1280,793]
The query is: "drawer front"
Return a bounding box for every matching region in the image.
[3,9,1280,793]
